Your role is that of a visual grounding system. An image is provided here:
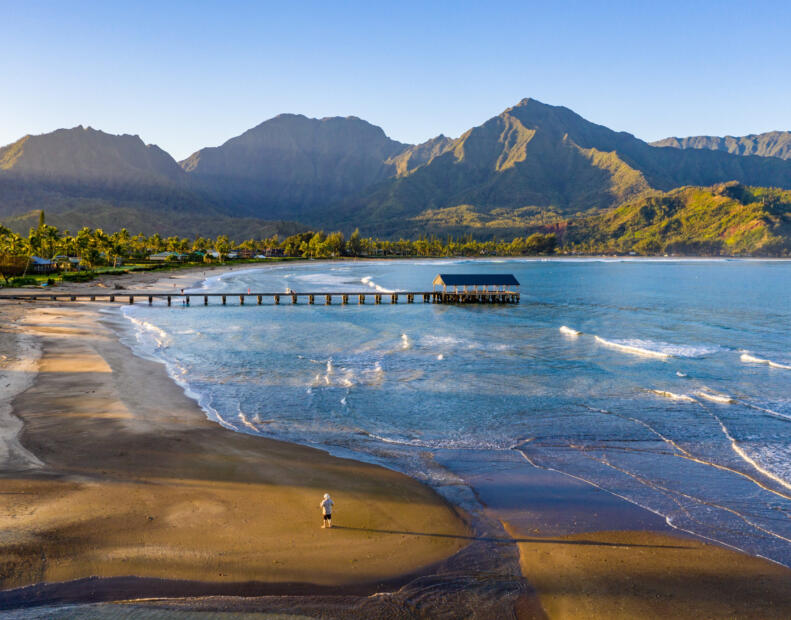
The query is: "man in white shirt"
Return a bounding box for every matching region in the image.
[320,493,334,528]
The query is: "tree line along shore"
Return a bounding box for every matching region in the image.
[1,213,561,286]
[4,183,791,288]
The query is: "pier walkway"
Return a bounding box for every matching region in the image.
[0,291,520,306]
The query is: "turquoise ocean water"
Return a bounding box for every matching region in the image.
[120,259,791,565]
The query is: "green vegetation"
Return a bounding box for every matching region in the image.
[9,276,37,287]
[2,181,790,287]
[0,215,559,286]
[564,183,791,256]
[60,271,96,282]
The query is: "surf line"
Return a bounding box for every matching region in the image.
[577,442,791,549]
[695,400,791,494]
[740,353,791,370]
[585,404,791,502]
[512,444,756,556]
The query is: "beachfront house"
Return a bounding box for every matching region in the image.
[29,256,54,274]
[432,273,520,294]
[52,255,82,271]
[149,251,190,262]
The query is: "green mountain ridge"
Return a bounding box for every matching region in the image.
[326,99,791,237]
[2,99,791,249]
[563,182,791,255]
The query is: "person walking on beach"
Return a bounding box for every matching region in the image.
[320,493,334,528]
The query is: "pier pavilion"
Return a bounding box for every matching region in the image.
[432,274,520,304]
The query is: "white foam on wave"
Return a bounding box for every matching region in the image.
[437,353,444,361]
[595,336,717,359]
[340,368,355,387]
[701,404,791,494]
[307,356,385,390]
[676,371,688,377]
[740,353,791,370]
[422,335,465,347]
[360,275,395,293]
[125,314,170,348]
[650,389,697,403]
[120,311,239,434]
[420,333,512,353]
[559,325,581,337]
[401,333,411,349]
[595,336,671,359]
[236,408,259,433]
[695,389,735,404]
[743,402,791,423]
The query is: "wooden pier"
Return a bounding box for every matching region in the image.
[0,290,520,306]
[0,274,521,307]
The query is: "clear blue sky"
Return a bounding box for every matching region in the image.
[2,0,789,160]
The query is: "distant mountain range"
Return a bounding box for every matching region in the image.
[653,131,791,160]
[1,99,790,252]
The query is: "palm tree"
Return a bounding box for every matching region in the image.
[43,225,61,259]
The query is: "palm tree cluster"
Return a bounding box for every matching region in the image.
[1,214,559,283]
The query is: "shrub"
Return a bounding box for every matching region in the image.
[10,276,38,287]
[61,271,95,282]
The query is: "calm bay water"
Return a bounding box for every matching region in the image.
[121,259,791,565]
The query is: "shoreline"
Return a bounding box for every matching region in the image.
[0,295,496,614]
[3,264,791,616]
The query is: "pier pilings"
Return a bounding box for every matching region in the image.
[0,290,520,306]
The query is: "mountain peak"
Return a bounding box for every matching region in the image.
[513,97,537,107]
[179,113,410,212]
[0,125,183,181]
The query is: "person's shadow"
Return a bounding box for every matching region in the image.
[330,526,690,549]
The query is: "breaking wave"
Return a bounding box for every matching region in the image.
[124,314,170,348]
[650,389,697,402]
[559,325,581,337]
[695,389,735,404]
[594,336,671,359]
[360,275,395,293]
[740,353,791,370]
[594,336,717,359]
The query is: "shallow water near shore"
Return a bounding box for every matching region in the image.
[121,258,791,565]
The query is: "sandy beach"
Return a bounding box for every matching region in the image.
[2,264,791,618]
[0,268,477,613]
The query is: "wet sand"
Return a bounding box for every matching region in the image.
[507,525,791,619]
[497,465,791,619]
[0,299,469,607]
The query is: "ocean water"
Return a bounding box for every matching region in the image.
[121,259,791,565]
